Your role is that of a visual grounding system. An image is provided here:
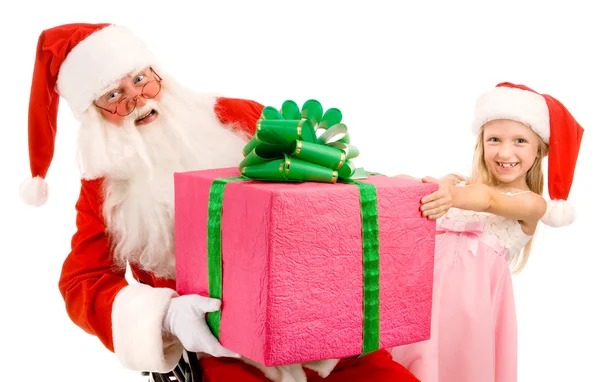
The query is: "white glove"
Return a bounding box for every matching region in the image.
[163,295,340,381]
[162,294,239,358]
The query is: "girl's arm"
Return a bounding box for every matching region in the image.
[393,173,466,185]
[450,184,546,232]
[437,173,465,187]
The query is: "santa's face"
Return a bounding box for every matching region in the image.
[93,67,163,127]
[77,71,250,279]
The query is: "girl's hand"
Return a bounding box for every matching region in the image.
[420,176,452,220]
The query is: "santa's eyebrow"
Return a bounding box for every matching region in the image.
[97,82,121,98]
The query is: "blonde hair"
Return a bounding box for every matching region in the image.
[455,126,549,274]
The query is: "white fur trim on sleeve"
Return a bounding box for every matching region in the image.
[472,86,550,143]
[112,284,183,373]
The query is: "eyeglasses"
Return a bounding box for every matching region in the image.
[94,68,163,117]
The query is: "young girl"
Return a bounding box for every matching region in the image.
[392,82,584,382]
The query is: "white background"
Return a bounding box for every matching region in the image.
[1,1,598,381]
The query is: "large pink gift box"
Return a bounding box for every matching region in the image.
[174,167,436,366]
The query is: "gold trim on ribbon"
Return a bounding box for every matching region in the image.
[295,141,303,154]
[331,170,338,183]
[297,119,304,139]
[337,152,346,169]
[285,158,292,175]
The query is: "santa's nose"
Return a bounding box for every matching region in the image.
[134,96,147,108]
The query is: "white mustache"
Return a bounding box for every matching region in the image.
[123,100,160,124]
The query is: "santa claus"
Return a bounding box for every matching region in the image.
[21,23,419,382]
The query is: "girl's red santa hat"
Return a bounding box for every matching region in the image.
[472,82,584,227]
[20,23,158,206]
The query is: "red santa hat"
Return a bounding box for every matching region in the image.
[472,82,584,227]
[20,23,159,206]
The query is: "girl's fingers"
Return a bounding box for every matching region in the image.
[421,196,451,212]
[422,202,452,218]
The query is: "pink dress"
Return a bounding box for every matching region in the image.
[391,203,532,382]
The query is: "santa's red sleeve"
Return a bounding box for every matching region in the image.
[58,178,182,373]
[214,97,263,137]
[57,97,264,373]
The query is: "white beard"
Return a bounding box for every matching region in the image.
[76,75,251,279]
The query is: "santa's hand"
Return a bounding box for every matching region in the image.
[162,294,240,358]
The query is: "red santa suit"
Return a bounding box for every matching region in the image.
[59,96,265,372]
[21,22,418,382]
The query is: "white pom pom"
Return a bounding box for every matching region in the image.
[541,199,576,227]
[20,176,49,207]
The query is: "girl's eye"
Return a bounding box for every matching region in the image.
[516,138,526,144]
[488,137,500,142]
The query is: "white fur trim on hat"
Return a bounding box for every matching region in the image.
[20,176,48,207]
[112,284,183,373]
[56,25,158,120]
[541,199,576,227]
[472,86,550,142]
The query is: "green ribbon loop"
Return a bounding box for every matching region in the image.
[240,100,364,183]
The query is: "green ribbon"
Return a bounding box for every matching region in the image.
[206,176,245,338]
[239,99,369,183]
[350,180,381,355]
[206,100,380,355]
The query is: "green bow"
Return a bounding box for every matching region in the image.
[240,100,367,183]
